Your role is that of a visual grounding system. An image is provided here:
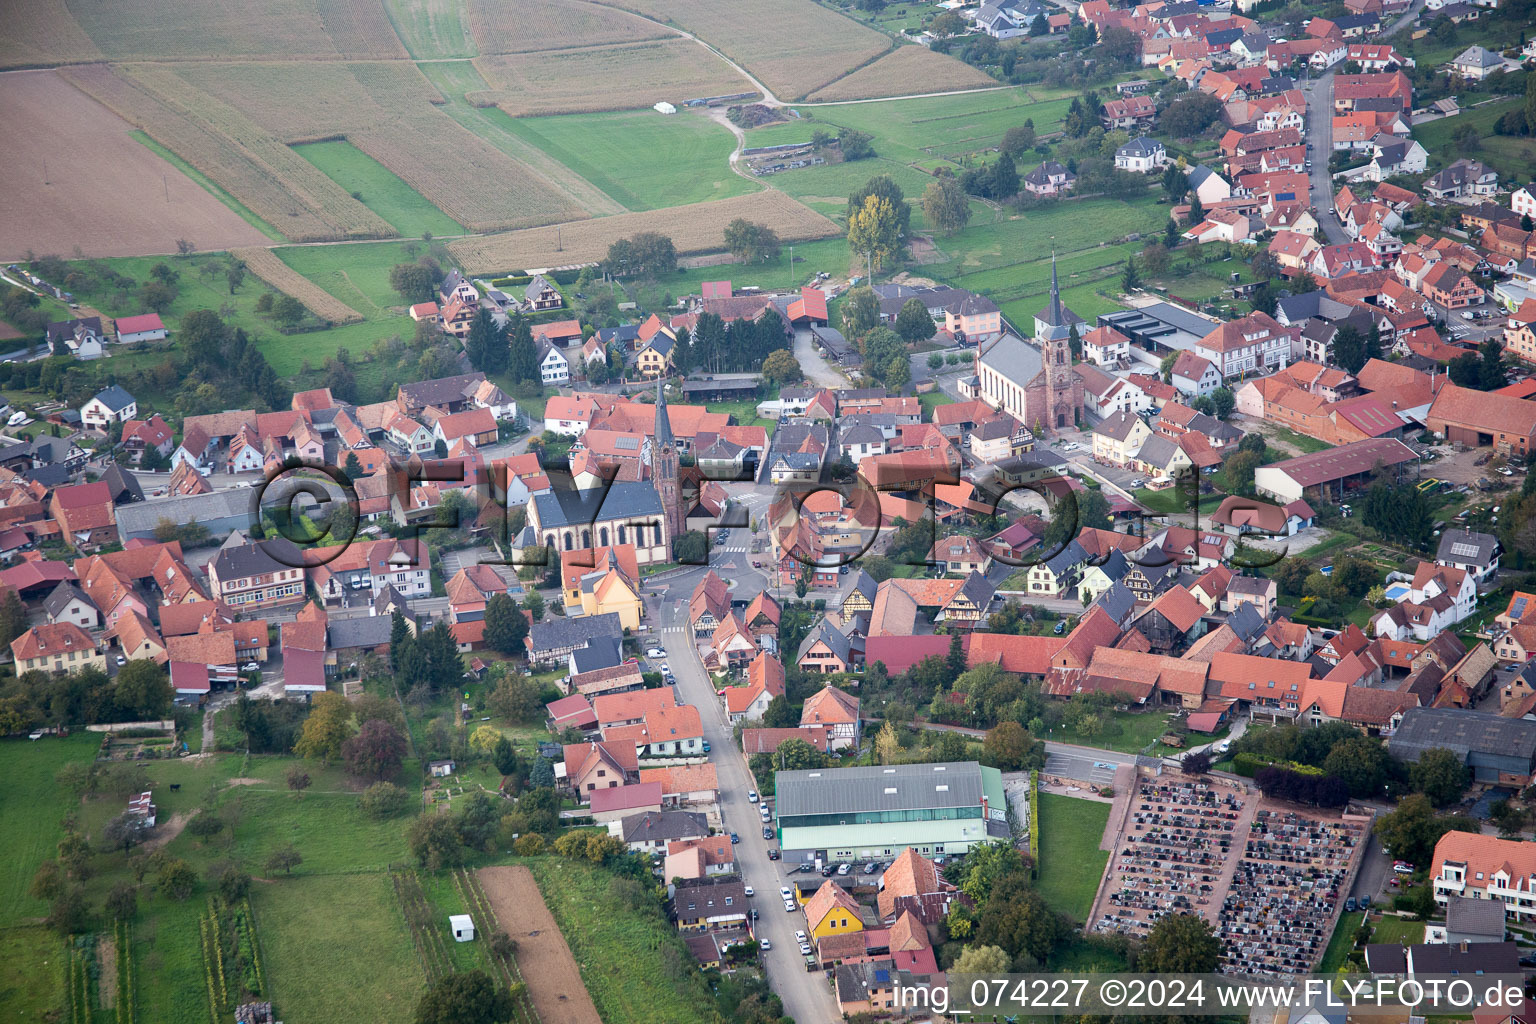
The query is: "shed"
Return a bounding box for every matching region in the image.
[449,914,475,942]
[428,759,456,777]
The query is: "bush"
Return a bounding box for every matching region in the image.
[359,781,412,819]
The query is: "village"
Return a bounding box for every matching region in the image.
[5,0,1536,1018]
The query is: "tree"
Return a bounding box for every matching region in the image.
[874,721,902,765]
[1209,386,1235,420]
[838,127,875,161]
[105,882,138,921]
[840,286,880,338]
[343,450,364,481]
[265,844,303,875]
[1140,241,1170,276]
[408,812,465,870]
[414,970,515,1024]
[922,173,973,237]
[1162,163,1189,203]
[1121,257,1141,292]
[157,858,197,901]
[606,232,676,277]
[848,194,903,272]
[361,781,412,819]
[723,218,782,263]
[988,156,1020,200]
[506,315,538,385]
[952,944,1013,976]
[185,812,225,842]
[762,694,798,729]
[975,874,1065,962]
[488,672,543,724]
[1181,751,1212,775]
[271,295,306,329]
[103,810,151,853]
[390,261,440,303]
[1001,120,1036,157]
[1223,449,1261,496]
[774,737,828,772]
[761,349,804,384]
[1333,323,1367,374]
[212,863,251,904]
[1479,336,1509,391]
[343,719,408,781]
[1161,91,1223,137]
[48,885,88,936]
[929,10,965,36]
[30,860,64,902]
[114,659,172,719]
[483,593,528,656]
[524,590,544,621]
[286,765,311,795]
[1374,793,1480,865]
[0,587,28,648]
[1322,736,1391,798]
[1139,912,1222,973]
[225,260,246,295]
[293,691,355,763]
[983,721,1032,771]
[1411,747,1470,806]
[470,724,502,754]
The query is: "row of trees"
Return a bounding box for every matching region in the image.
[0,661,174,735]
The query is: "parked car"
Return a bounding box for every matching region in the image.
[1360,894,1372,908]
[762,826,774,839]
[820,866,834,876]
[115,655,127,666]
[760,939,772,951]
[836,862,851,875]
[1345,897,1357,912]
[241,662,259,672]
[748,790,758,802]
[784,900,797,912]
[863,862,878,874]
[1053,621,1066,634]
[729,832,739,844]
[795,930,808,944]
[799,943,813,956]
[645,647,665,658]
[744,885,754,897]
[702,740,711,753]
[768,849,780,860]
[780,886,794,900]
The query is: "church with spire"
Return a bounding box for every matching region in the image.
[972,253,1086,435]
[650,380,685,549]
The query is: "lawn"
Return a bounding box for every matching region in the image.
[294,139,466,237]
[274,239,438,320]
[1046,709,1175,755]
[527,856,717,1024]
[132,894,214,1024]
[702,396,770,426]
[254,873,424,1024]
[1319,910,1366,973]
[1369,914,1424,945]
[1413,98,1536,183]
[625,235,853,309]
[502,109,757,212]
[0,925,60,1021]
[0,734,102,927]
[130,130,283,241]
[1133,485,1228,516]
[1035,792,1110,923]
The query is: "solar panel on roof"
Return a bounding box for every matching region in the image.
[1450,542,1480,558]
[1514,597,1529,619]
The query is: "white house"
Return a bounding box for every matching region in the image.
[449,914,475,942]
[1363,136,1428,182]
[1187,165,1233,206]
[80,385,137,429]
[1512,185,1536,221]
[113,313,167,344]
[1115,137,1168,173]
[1371,562,1478,641]
[538,341,570,386]
[1435,528,1500,584]
[1081,325,1132,368]
[1170,351,1224,397]
[1447,45,1507,80]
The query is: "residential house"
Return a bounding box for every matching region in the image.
[80,386,137,429]
[11,622,104,674]
[1424,159,1498,200]
[1115,136,1169,173]
[1023,161,1076,196]
[800,685,861,750]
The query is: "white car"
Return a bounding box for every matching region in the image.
[780,886,794,900]
[783,900,797,912]
[795,930,808,943]
[646,647,665,658]
[748,790,759,803]
[743,885,754,896]
[115,655,127,666]
[799,942,813,956]
[660,663,670,676]
[760,939,772,951]
[836,863,850,875]
[241,662,260,672]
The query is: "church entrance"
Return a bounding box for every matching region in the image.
[1056,411,1068,428]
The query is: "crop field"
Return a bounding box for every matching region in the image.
[0,0,101,68]
[418,60,626,217]
[64,63,391,242]
[479,865,602,1024]
[587,0,892,100]
[449,189,839,273]
[502,109,754,211]
[295,140,466,237]
[467,0,671,54]
[233,247,366,324]
[0,71,270,260]
[64,0,407,61]
[384,0,476,59]
[807,45,1000,102]
[472,38,753,117]
[131,131,285,240]
[170,61,587,231]
[255,874,423,1024]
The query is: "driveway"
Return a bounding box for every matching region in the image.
[791,327,847,389]
[653,564,841,1023]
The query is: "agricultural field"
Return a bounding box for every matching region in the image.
[0,0,102,68]
[466,0,671,54]
[131,131,285,241]
[64,63,392,242]
[63,0,407,61]
[502,109,755,211]
[0,925,59,1020]
[471,38,752,117]
[449,189,840,274]
[383,0,476,59]
[806,45,1000,102]
[254,874,423,1024]
[273,240,429,321]
[584,0,894,100]
[523,857,718,1024]
[794,88,1070,164]
[0,71,270,260]
[168,61,587,231]
[294,140,466,238]
[478,865,602,1024]
[234,247,367,323]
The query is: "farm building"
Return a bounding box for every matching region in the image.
[114,313,167,344]
[1253,437,1418,504]
[450,914,475,941]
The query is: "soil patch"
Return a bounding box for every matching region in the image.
[476,865,601,1024]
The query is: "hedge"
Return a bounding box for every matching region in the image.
[1028,769,1040,877]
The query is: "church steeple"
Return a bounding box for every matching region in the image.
[651,380,683,552]
[1034,250,1072,343]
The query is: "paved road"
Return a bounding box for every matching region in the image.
[1300,69,1349,245]
[653,556,840,1024]
[791,327,848,389]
